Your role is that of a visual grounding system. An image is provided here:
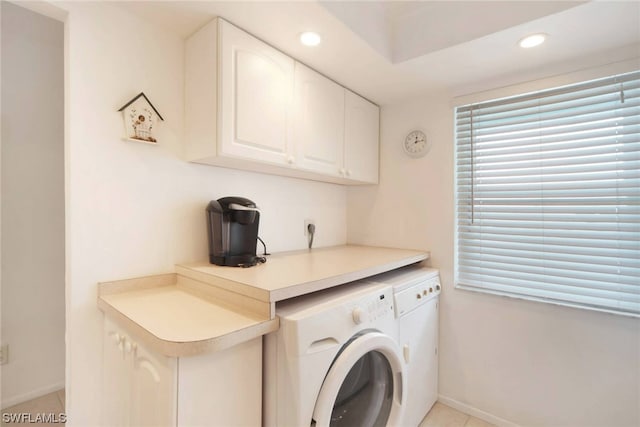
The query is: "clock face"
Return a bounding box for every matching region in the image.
[404,130,429,157]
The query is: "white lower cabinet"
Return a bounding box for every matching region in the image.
[177,339,263,427]
[103,318,262,427]
[103,320,142,427]
[130,343,176,427]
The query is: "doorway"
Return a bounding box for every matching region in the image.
[1,0,65,414]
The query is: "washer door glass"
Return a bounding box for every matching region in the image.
[312,332,405,427]
[331,350,393,427]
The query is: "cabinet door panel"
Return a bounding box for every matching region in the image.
[294,63,344,175]
[102,321,130,427]
[344,90,379,183]
[130,344,177,427]
[220,20,294,165]
[178,338,262,427]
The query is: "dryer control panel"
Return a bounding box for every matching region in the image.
[394,276,441,317]
[350,288,394,325]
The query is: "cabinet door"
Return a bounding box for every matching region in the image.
[178,338,262,427]
[130,343,177,427]
[293,63,345,176]
[344,90,379,183]
[102,320,131,427]
[219,20,294,166]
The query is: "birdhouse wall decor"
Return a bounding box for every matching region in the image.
[118,92,164,144]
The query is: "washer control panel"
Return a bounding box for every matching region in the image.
[394,276,441,317]
[350,288,394,325]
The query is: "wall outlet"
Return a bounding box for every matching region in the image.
[0,344,8,365]
[304,219,315,236]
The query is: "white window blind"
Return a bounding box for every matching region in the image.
[455,70,640,317]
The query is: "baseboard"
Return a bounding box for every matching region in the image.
[437,394,521,427]
[1,381,65,410]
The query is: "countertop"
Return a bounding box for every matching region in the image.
[98,245,429,357]
[176,245,429,303]
[98,273,279,357]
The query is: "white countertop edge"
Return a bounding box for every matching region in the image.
[177,245,430,303]
[97,274,278,357]
[268,253,428,301]
[98,297,278,358]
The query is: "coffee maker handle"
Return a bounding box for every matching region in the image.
[228,203,260,212]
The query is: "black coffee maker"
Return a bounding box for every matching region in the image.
[206,197,261,267]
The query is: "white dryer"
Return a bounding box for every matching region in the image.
[366,266,440,427]
[263,280,406,427]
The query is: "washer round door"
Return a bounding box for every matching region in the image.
[312,332,406,427]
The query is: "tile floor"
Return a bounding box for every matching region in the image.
[1,389,65,426]
[1,391,492,427]
[420,402,496,427]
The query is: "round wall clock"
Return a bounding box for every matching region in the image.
[403,130,430,158]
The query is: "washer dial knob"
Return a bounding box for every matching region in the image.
[352,307,367,324]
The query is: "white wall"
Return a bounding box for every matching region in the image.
[348,70,640,426]
[1,2,65,408]
[61,2,347,424]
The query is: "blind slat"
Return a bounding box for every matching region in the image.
[458,246,640,268]
[461,259,640,288]
[459,233,639,250]
[457,106,640,137]
[456,135,640,160]
[459,239,639,260]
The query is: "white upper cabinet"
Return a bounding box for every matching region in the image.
[344,90,380,184]
[185,18,379,185]
[293,63,345,176]
[219,20,294,166]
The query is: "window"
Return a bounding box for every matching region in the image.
[454,71,640,317]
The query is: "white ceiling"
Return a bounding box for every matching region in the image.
[319,1,586,63]
[117,1,640,105]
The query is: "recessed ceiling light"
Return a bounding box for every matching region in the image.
[519,33,547,49]
[300,31,321,47]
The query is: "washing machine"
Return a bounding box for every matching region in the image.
[366,266,440,427]
[263,280,406,427]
